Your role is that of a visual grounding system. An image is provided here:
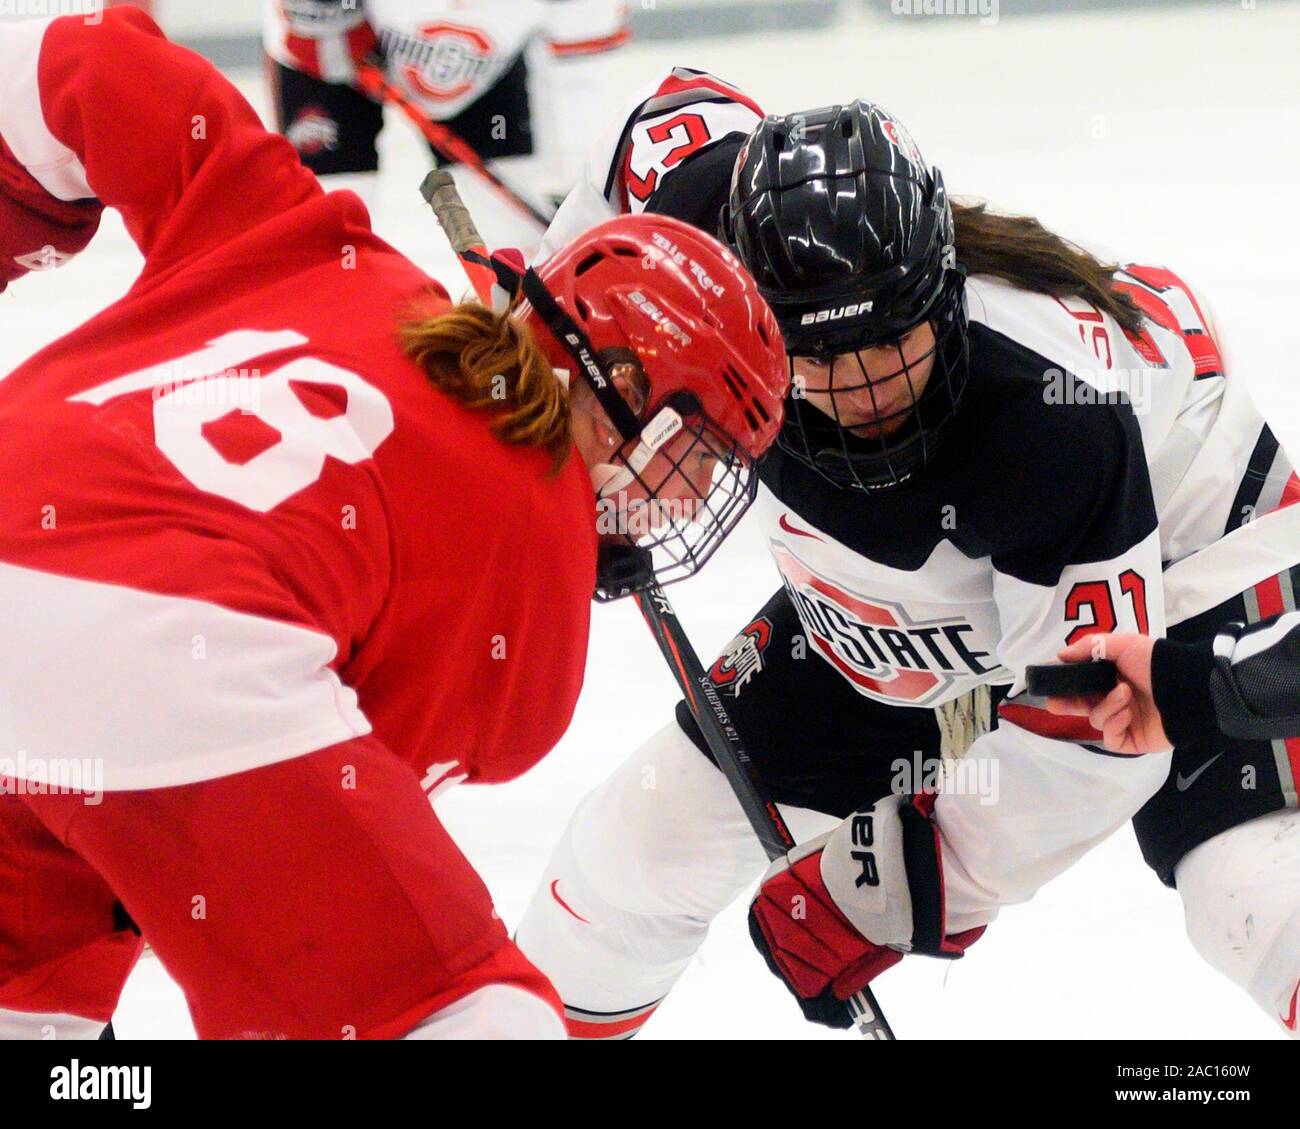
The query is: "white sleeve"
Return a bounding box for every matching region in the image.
[534,66,764,262]
[0,16,92,202]
[534,109,625,261]
[937,504,1169,929]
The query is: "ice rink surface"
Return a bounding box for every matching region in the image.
[4,2,1298,1039]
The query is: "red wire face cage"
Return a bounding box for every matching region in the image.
[524,215,787,599]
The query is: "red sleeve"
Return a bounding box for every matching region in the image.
[0,132,100,294]
[0,9,321,290]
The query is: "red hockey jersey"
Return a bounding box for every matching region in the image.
[0,10,597,791]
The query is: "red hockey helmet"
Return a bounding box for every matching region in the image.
[519,214,787,599]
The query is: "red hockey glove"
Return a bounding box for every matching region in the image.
[748,793,984,1028]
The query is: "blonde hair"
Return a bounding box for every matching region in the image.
[401,301,573,471]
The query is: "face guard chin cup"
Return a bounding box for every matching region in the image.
[595,395,758,599]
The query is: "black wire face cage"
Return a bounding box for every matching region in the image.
[518,267,761,599]
[592,392,760,602]
[776,272,970,492]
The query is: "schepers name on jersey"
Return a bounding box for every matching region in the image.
[773,547,1003,707]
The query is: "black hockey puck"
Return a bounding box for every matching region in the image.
[1025,660,1118,697]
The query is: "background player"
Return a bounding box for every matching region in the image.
[264,0,628,215]
[0,10,784,1040]
[514,72,1300,1038]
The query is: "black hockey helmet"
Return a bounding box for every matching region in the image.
[725,101,969,491]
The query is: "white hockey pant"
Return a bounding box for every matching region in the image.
[517,721,1300,1038]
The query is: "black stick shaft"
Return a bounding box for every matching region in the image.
[411,169,894,1040]
[634,584,896,1041]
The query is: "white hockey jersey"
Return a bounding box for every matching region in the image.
[539,67,1300,924]
[264,0,628,185]
[543,67,1300,720]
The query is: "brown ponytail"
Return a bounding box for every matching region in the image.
[952,201,1145,336]
[401,301,573,472]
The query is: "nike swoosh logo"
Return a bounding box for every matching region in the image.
[1283,982,1299,1031]
[779,513,824,541]
[550,879,591,924]
[1176,752,1223,792]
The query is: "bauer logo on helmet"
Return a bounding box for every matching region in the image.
[800,301,874,327]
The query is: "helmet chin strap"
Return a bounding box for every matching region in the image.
[591,462,633,498]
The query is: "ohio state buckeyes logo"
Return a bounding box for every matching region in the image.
[774,547,997,706]
[286,106,339,156]
[398,22,496,102]
[708,617,773,696]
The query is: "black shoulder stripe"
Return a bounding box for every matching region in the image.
[1224,424,1279,535]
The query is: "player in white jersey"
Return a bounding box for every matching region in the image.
[263,0,627,207]
[515,71,1300,1038]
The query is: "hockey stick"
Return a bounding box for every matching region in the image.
[355,60,555,230]
[421,172,895,1039]
[419,170,506,305]
[631,582,896,1040]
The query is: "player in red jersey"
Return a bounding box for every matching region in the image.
[0,9,784,1040]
